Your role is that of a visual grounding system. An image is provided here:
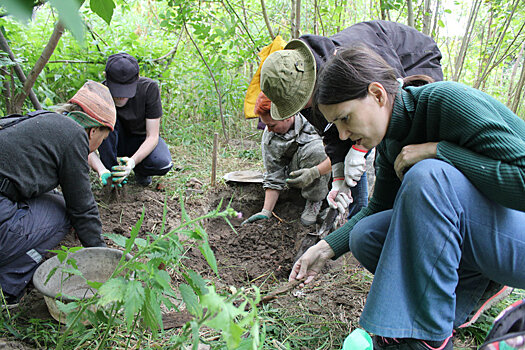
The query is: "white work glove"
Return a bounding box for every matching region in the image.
[344,145,367,187]
[111,157,135,184]
[327,162,352,215]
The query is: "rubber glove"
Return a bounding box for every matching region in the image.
[327,162,352,215]
[241,209,271,225]
[99,170,112,186]
[344,145,367,187]
[111,157,135,184]
[286,166,320,188]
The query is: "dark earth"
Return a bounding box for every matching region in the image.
[2,178,476,349]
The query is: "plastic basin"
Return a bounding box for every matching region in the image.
[32,247,131,323]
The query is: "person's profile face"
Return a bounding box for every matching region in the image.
[260,113,294,134]
[113,97,129,107]
[88,127,111,152]
[319,92,390,150]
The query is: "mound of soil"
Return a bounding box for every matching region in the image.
[9,181,369,349]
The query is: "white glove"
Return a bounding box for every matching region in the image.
[344,145,367,187]
[111,157,135,184]
[327,163,353,215]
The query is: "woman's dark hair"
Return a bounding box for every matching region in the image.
[314,46,434,107]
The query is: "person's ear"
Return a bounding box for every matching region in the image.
[87,127,97,139]
[368,82,388,107]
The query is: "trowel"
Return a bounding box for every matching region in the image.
[294,207,339,262]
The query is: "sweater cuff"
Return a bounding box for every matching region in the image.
[324,222,352,259]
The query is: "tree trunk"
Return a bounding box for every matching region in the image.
[510,55,525,114]
[422,0,432,35]
[314,0,318,35]
[430,0,441,39]
[507,43,525,107]
[12,21,64,113]
[290,0,296,39]
[380,0,387,20]
[407,0,414,27]
[0,30,42,112]
[452,0,481,81]
[294,0,301,38]
[260,0,275,39]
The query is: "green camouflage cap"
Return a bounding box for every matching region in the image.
[260,39,316,120]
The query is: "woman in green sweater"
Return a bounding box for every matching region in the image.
[289,46,525,350]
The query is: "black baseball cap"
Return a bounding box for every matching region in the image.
[105,53,139,98]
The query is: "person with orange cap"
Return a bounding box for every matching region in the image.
[242,92,330,226]
[0,80,116,306]
[260,20,443,221]
[89,52,173,187]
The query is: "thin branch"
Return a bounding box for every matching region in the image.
[0,29,41,110]
[260,0,275,39]
[13,21,64,112]
[48,60,100,64]
[221,0,256,45]
[183,21,229,143]
[474,0,521,88]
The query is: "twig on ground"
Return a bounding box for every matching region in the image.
[259,278,306,305]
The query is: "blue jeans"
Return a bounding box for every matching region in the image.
[0,192,70,297]
[350,159,525,340]
[98,119,173,177]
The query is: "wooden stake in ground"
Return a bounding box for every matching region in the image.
[211,132,218,187]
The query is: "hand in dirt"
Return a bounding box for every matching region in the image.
[99,170,112,185]
[289,240,335,286]
[241,209,271,225]
[394,142,438,181]
[111,157,135,184]
[286,166,320,188]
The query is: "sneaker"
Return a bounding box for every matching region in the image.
[459,282,514,328]
[135,174,152,186]
[301,200,322,226]
[373,335,453,350]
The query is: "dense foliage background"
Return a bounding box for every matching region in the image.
[0,0,524,140]
[1,0,525,348]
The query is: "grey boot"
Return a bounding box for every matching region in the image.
[301,200,322,226]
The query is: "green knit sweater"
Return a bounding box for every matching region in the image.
[325,81,525,259]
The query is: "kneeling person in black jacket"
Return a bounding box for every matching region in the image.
[0,81,116,304]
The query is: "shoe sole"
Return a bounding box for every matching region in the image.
[459,286,514,328]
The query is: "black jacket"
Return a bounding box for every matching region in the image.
[299,20,443,163]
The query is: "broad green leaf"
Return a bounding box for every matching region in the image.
[153,269,172,291]
[0,0,34,22]
[199,240,218,276]
[86,280,102,290]
[98,277,127,305]
[185,270,208,295]
[201,290,246,348]
[124,280,145,327]
[104,233,127,247]
[89,0,115,25]
[61,267,82,276]
[49,0,85,42]
[179,283,202,317]
[142,289,162,331]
